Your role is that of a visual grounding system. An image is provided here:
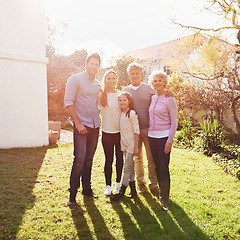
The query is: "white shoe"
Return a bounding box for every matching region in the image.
[104,185,112,196]
[114,182,121,194]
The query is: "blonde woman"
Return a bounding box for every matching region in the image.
[99,70,123,196]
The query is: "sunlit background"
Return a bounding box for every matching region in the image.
[45,0,236,60]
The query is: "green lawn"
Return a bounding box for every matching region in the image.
[0,142,240,240]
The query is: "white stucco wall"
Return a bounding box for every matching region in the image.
[183,107,238,134]
[0,0,48,148]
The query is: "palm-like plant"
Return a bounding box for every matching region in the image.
[199,119,226,155]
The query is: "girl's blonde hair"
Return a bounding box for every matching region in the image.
[100,69,118,107]
[118,91,136,118]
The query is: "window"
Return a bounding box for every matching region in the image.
[164,66,172,75]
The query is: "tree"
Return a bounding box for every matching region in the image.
[172,1,240,135]
[68,50,88,72]
[168,72,192,111]
[113,55,136,89]
[113,55,146,89]
[168,71,231,126]
[173,37,240,134]
[173,0,240,39]
[46,18,88,122]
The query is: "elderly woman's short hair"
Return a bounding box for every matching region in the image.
[127,62,144,74]
[148,70,169,87]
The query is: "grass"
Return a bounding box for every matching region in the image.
[0,142,240,240]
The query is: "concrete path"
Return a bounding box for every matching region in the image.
[57,129,73,144]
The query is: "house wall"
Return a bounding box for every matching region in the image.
[142,60,166,83]
[0,0,48,148]
[183,108,239,134]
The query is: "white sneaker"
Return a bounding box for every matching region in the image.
[104,185,112,196]
[114,182,121,194]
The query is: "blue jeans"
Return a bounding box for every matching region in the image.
[149,137,170,205]
[69,126,99,193]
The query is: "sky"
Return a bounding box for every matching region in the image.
[45,0,238,64]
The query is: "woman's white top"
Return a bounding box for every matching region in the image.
[148,129,170,138]
[99,92,121,134]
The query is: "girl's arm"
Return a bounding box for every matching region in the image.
[134,133,139,156]
[130,110,140,156]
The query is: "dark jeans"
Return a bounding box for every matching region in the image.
[69,126,99,193]
[149,136,170,205]
[101,131,123,186]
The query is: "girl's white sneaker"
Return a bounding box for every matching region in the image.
[114,182,121,194]
[104,185,112,196]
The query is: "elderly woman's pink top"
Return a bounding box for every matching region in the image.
[148,94,178,143]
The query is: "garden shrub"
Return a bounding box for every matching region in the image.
[173,114,240,180]
[212,145,240,179]
[199,119,226,156]
[174,111,196,148]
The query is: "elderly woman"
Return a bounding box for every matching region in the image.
[148,70,178,211]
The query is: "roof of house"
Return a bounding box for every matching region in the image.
[102,33,214,70]
[122,33,210,63]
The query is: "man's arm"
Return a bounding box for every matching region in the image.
[66,105,87,134]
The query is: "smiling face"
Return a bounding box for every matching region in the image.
[85,57,100,79]
[128,68,142,86]
[118,94,130,112]
[151,76,167,94]
[105,72,117,89]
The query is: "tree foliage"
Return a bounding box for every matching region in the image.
[168,72,192,111]
[113,55,137,89]
[112,55,146,89]
[186,38,240,133]
[46,18,88,122]
[172,1,240,136]
[173,0,240,35]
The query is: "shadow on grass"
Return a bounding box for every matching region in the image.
[0,146,53,239]
[69,201,93,240]
[143,192,211,240]
[111,196,141,239]
[111,195,163,239]
[70,195,116,240]
[83,196,116,240]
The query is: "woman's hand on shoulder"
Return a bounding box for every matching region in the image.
[98,90,103,105]
[99,89,104,98]
[165,90,174,98]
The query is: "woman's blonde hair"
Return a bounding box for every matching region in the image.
[100,69,118,107]
[148,70,168,88]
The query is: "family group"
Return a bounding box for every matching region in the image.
[64,52,177,211]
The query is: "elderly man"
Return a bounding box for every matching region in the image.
[64,53,101,206]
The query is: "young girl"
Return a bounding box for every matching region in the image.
[111,92,140,201]
[99,69,123,196]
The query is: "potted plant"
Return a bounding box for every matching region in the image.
[48,130,58,145]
